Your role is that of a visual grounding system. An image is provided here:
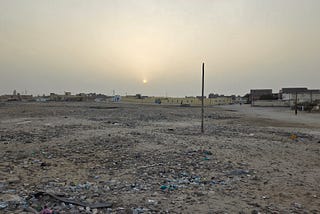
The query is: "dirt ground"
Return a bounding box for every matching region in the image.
[0,102,319,214]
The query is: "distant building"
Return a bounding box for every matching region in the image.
[36,97,50,102]
[279,87,308,101]
[280,87,308,94]
[0,94,33,102]
[120,95,233,106]
[234,96,246,104]
[249,89,273,103]
[279,87,320,106]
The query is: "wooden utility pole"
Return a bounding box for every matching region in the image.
[201,63,205,133]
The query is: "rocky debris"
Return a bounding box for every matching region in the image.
[206,113,239,120]
[0,194,26,211]
[0,102,319,213]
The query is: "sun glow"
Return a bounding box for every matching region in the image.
[142,79,148,84]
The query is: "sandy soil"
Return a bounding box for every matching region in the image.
[221,104,320,128]
[0,102,319,214]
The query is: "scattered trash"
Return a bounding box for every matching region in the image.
[211,180,217,185]
[77,181,92,190]
[292,202,302,209]
[0,194,25,209]
[211,180,226,185]
[133,207,148,214]
[203,150,213,155]
[228,169,250,176]
[16,120,32,125]
[160,185,168,190]
[290,134,297,140]
[86,206,91,212]
[0,202,8,209]
[203,157,210,161]
[147,199,158,205]
[251,210,260,214]
[40,207,53,214]
[33,191,112,209]
[168,184,178,191]
[24,206,38,214]
[160,184,177,191]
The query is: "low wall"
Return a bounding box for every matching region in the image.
[252,100,290,107]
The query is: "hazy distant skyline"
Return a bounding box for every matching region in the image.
[1,0,319,96]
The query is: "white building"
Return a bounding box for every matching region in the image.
[280,88,320,106]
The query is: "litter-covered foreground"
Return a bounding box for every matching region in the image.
[0,102,319,213]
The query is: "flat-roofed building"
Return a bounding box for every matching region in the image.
[249,89,272,102]
[279,87,320,106]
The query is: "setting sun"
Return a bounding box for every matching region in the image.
[142,79,148,84]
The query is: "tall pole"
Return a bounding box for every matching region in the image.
[295,92,298,115]
[201,63,205,133]
[251,94,254,107]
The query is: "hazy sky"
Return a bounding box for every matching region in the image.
[1,0,319,96]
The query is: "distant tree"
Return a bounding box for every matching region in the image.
[243,94,250,104]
